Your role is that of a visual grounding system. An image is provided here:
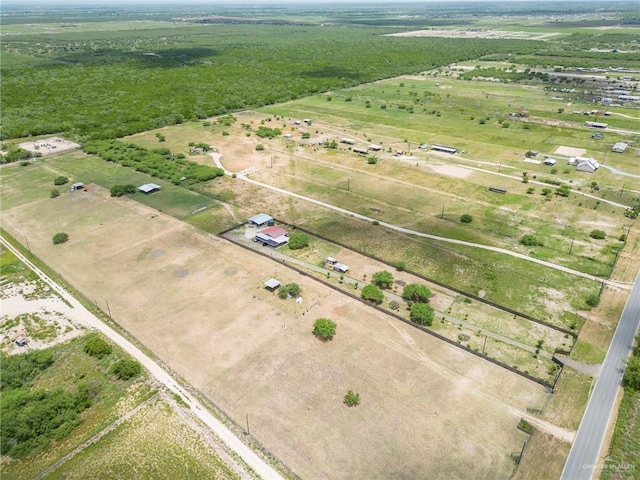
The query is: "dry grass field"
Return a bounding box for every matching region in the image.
[1,176,549,479]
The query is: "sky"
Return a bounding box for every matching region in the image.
[3,0,581,4]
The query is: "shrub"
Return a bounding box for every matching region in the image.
[361,284,384,304]
[53,176,69,185]
[110,185,125,197]
[402,283,431,303]
[520,234,543,247]
[313,318,337,341]
[623,356,640,390]
[526,187,535,194]
[83,335,112,359]
[110,359,142,380]
[372,270,394,289]
[344,390,360,407]
[367,156,378,165]
[389,300,400,310]
[52,232,69,245]
[585,293,600,308]
[460,214,473,224]
[590,229,606,240]
[255,144,265,151]
[410,303,434,326]
[50,189,60,198]
[288,232,309,250]
[395,261,405,272]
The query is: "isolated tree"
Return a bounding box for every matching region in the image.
[372,270,394,289]
[288,232,309,250]
[402,283,431,303]
[410,303,434,326]
[83,335,112,359]
[361,284,384,304]
[110,359,142,380]
[344,390,360,407]
[52,232,69,245]
[460,214,473,223]
[278,283,301,299]
[313,318,337,341]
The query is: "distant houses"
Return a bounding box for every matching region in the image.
[568,156,599,173]
[585,121,608,129]
[612,142,628,153]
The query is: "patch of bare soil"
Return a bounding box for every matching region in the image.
[18,136,80,156]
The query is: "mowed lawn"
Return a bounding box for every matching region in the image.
[1,163,547,480]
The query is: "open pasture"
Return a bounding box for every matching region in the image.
[1,166,549,480]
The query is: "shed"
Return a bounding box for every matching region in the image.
[325,256,337,265]
[585,121,608,129]
[431,144,458,154]
[15,335,28,347]
[341,138,356,145]
[353,147,368,155]
[333,263,349,273]
[368,144,382,151]
[70,182,84,191]
[264,278,281,291]
[247,213,274,227]
[544,159,557,166]
[138,183,161,194]
[612,142,628,153]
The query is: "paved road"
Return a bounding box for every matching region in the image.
[0,236,284,480]
[213,153,631,290]
[560,269,640,480]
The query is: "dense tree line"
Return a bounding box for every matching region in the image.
[82,140,223,185]
[1,24,540,140]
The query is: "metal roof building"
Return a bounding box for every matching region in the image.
[247,213,274,227]
[138,183,161,194]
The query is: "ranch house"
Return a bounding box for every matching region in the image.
[254,226,289,247]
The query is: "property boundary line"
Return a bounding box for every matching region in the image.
[275,219,577,338]
[218,224,555,391]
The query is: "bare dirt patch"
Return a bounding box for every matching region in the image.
[18,137,80,156]
[434,164,473,178]
[1,185,549,480]
[555,146,586,157]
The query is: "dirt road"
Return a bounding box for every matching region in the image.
[0,236,284,480]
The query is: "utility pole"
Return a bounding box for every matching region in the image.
[441,204,445,219]
[569,237,574,255]
[620,183,625,198]
[24,236,31,252]
[482,336,487,355]
[347,177,350,191]
[105,299,112,318]
[246,413,250,436]
[498,161,502,173]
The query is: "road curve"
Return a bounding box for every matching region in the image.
[220,161,630,289]
[0,236,284,480]
[560,269,640,480]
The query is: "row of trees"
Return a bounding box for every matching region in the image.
[360,270,435,326]
[82,140,224,186]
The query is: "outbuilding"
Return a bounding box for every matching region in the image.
[341,138,356,145]
[431,144,458,154]
[569,156,599,173]
[325,256,337,265]
[368,144,382,151]
[70,182,85,191]
[247,213,274,227]
[353,147,368,155]
[612,142,628,153]
[264,278,281,291]
[138,183,161,194]
[333,263,349,273]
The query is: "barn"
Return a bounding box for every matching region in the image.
[247,213,274,228]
